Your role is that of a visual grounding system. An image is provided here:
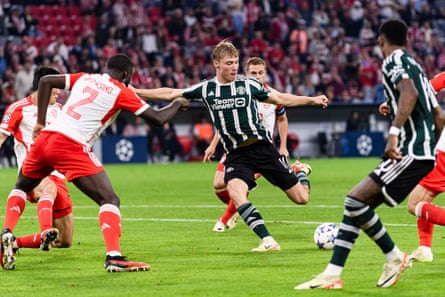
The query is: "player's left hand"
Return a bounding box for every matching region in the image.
[315,95,329,108]
[32,123,44,140]
[384,134,402,160]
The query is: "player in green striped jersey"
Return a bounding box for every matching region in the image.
[296,19,443,290]
[135,40,328,252]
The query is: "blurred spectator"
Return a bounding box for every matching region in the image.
[123,117,148,137]
[345,110,362,131]
[5,6,25,36]
[192,114,213,157]
[358,50,378,102]
[0,47,7,79]
[162,122,183,162]
[14,59,33,99]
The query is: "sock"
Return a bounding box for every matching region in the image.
[417,217,434,247]
[220,199,237,225]
[37,195,54,232]
[328,196,395,272]
[99,204,121,255]
[16,234,41,248]
[296,171,310,188]
[3,189,27,231]
[237,202,270,239]
[416,202,445,225]
[215,189,230,204]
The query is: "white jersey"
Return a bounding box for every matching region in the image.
[0,96,61,168]
[257,102,285,135]
[44,73,150,146]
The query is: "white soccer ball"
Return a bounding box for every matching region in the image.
[313,222,339,250]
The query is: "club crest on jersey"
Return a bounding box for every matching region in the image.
[236,86,246,95]
[2,113,11,123]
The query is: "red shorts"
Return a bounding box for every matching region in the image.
[22,131,104,181]
[419,150,445,196]
[216,153,226,172]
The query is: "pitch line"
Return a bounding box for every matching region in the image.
[3,215,417,227]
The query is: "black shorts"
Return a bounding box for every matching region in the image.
[369,155,434,206]
[224,141,298,191]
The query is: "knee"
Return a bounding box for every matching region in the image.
[407,199,418,216]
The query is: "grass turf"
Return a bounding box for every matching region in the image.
[0,158,444,297]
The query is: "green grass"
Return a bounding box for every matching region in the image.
[1,158,445,296]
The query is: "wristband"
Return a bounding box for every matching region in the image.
[389,126,400,136]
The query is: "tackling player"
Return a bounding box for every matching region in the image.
[0,67,73,270]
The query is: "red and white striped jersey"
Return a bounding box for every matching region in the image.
[43,73,150,146]
[0,96,62,167]
[257,102,285,135]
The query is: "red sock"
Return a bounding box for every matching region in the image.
[221,199,237,224]
[16,234,41,248]
[3,190,27,231]
[37,195,54,232]
[215,190,230,204]
[99,204,121,254]
[419,202,445,225]
[417,217,434,247]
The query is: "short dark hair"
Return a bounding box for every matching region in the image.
[106,54,133,73]
[32,67,60,91]
[379,19,407,46]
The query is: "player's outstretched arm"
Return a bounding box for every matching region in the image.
[266,91,328,108]
[135,87,183,102]
[140,97,189,126]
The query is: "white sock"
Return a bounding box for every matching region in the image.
[323,263,343,277]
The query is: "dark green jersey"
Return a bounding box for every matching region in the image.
[183,75,272,153]
[381,49,438,160]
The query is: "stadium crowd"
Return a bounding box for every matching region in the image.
[1,0,445,163]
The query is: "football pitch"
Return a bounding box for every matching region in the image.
[0,158,444,297]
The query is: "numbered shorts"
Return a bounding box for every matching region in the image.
[369,155,434,206]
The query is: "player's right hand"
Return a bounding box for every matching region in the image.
[174,97,190,111]
[32,123,44,140]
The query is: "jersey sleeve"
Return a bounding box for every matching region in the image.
[430,71,445,92]
[0,103,23,136]
[65,72,86,90]
[116,87,150,115]
[182,81,205,100]
[248,78,271,102]
[275,105,286,116]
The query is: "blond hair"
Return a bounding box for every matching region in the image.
[212,40,239,62]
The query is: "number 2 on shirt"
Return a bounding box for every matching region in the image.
[66,86,99,120]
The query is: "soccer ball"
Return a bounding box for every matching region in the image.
[313,223,338,250]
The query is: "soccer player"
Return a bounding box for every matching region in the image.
[0,54,189,272]
[404,70,445,263]
[0,67,74,270]
[295,19,442,289]
[134,40,328,252]
[203,57,311,234]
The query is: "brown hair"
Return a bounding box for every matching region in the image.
[211,40,239,62]
[246,57,266,69]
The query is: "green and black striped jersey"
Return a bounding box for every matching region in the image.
[381,49,438,160]
[183,75,272,153]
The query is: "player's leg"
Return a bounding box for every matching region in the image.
[296,157,432,289]
[53,214,73,248]
[406,154,445,262]
[1,172,42,270]
[212,162,239,232]
[227,178,280,252]
[72,171,150,272]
